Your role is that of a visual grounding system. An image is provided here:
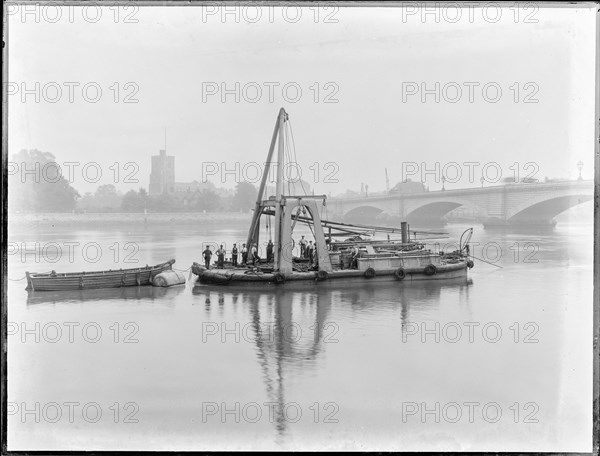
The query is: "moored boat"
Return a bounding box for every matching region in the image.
[194,108,473,286]
[25,259,176,291]
[194,258,470,286]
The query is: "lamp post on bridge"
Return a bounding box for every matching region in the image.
[480,176,485,188]
[577,161,583,181]
[441,175,446,191]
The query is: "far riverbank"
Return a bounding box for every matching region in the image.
[8,211,252,230]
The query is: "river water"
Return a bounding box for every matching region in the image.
[6,216,594,451]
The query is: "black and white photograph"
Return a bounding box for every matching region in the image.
[3,1,598,452]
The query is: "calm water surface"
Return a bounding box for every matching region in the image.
[7,219,593,451]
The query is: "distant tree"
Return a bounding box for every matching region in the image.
[220,195,234,211]
[9,149,80,212]
[78,192,95,211]
[138,188,149,207]
[121,190,140,212]
[231,182,257,211]
[121,187,148,212]
[91,184,122,211]
[149,192,182,212]
[96,184,117,197]
[192,189,221,212]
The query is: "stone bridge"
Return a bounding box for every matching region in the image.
[327,180,594,227]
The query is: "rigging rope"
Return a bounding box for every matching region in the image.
[287,119,308,196]
[284,125,292,195]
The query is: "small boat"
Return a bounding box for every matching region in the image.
[194,108,473,287]
[25,259,176,291]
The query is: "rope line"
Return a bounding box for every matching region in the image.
[469,254,503,269]
[287,120,308,196]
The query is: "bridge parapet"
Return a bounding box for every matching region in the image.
[328,180,593,226]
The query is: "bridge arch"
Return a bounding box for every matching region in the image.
[343,205,385,222]
[330,181,594,227]
[508,194,593,224]
[405,201,465,220]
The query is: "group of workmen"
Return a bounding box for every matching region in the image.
[202,242,258,269]
[297,235,318,264]
[201,234,320,270]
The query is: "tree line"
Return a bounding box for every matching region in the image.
[9,149,257,213]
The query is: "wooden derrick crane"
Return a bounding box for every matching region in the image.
[246,108,333,273]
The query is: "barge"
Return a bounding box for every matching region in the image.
[194,108,473,286]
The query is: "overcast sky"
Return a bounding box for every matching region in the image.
[7,4,597,196]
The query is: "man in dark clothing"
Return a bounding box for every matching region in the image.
[306,241,313,263]
[216,244,226,269]
[266,240,274,263]
[203,246,213,269]
[241,243,248,265]
[231,244,238,267]
[350,246,359,269]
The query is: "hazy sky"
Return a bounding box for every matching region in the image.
[7,3,597,196]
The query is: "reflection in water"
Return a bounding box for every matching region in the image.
[8,220,592,450]
[26,284,186,306]
[194,279,472,437]
[245,288,332,437]
[194,284,334,436]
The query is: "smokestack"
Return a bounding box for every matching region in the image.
[401,221,408,244]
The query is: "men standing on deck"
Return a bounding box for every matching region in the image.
[299,235,307,258]
[203,245,213,269]
[216,244,226,269]
[266,240,274,263]
[306,241,313,263]
[350,245,360,269]
[231,244,238,267]
[241,243,248,265]
[251,244,259,265]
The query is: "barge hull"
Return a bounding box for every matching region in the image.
[196,262,468,287]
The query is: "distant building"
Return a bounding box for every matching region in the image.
[388,179,427,194]
[173,180,216,193]
[149,150,230,206]
[173,180,221,207]
[149,149,175,195]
